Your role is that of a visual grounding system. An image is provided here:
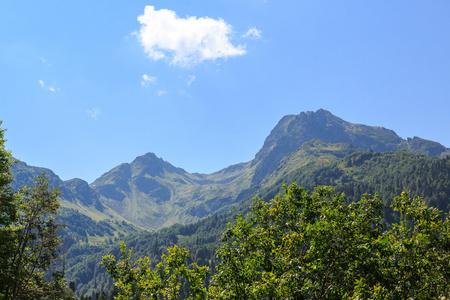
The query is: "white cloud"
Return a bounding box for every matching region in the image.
[136,6,246,67]
[86,108,101,120]
[141,74,157,87]
[157,90,167,96]
[40,57,52,67]
[187,75,195,86]
[243,27,262,39]
[38,79,56,92]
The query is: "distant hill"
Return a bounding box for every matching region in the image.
[10,160,142,247]
[11,160,104,211]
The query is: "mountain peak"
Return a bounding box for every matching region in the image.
[131,152,186,177]
[299,109,345,126]
[251,109,427,185]
[303,108,332,116]
[255,109,353,161]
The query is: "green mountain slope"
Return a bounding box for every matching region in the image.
[66,148,450,297]
[11,160,105,216]
[88,109,449,231]
[90,152,255,229]
[10,160,143,247]
[250,109,449,185]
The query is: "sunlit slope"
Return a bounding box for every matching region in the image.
[11,160,143,245]
[90,152,256,229]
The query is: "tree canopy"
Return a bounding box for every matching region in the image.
[102,242,209,300]
[104,183,450,299]
[0,123,72,299]
[213,184,450,299]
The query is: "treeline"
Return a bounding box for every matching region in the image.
[266,150,450,220]
[59,208,139,248]
[65,211,233,296]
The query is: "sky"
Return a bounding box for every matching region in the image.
[1,1,449,183]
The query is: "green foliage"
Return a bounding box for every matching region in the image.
[66,210,231,297]
[351,191,450,299]
[2,175,67,299]
[212,184,384,299]
[102,242,209,299]
[0,122,70,299]
[266,150,450,223]
[99,182,450,299]
[212,184,450,299]
[0,123,18,297]
[307,151,449,206]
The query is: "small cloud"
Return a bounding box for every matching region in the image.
[242,27,262,40]
[157,90,167,96]
[40,57,52,67]
[187,75,195,86]
[86,108,101,120]
[141,74,157,87]
[38,79,56,92]
[136,6,246,67]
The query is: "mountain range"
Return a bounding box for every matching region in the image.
[10,108,450,297]
[11,109,450,234]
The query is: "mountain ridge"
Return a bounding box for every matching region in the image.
[11,109,449,231]
[250,109,448,185]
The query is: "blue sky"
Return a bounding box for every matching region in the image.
[1,1,449,183]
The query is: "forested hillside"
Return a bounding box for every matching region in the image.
[101,184,450,299]
[66,149,450,297]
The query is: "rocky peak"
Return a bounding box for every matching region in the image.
[130,152,186,178]
[64,178,104,211]
[251,109,408,185]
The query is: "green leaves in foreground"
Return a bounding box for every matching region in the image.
[1,174,68,299]
[353,191,450,299]
[103,184,450,299]
[0,123,73,299]
[102,243,209,300]
[213,184,450,299]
